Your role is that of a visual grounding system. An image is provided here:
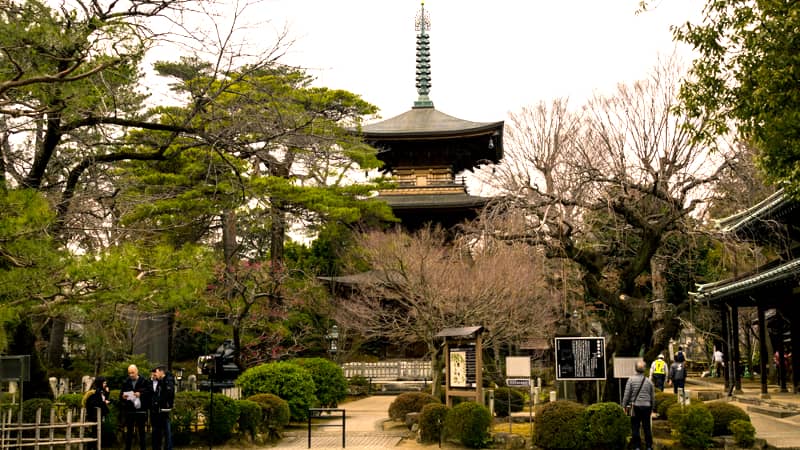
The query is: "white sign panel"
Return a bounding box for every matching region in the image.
[506,356,531,377]
[612,357,641,378]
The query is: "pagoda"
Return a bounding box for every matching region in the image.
[359,1,504,231]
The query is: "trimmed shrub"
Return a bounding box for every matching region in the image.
[294,357,348,407]
[419,403,449,444]
[246,393,291,439]
[668,402,713,449]
[236,399,262,439]
[657,393,678,419]
[347,375,370,396]
[388,392,440,421]
[583,402,630,449]
[57,393,84,410]
[206,393,240,444]
[236,361,316,422]
[493,387,525,417]
[22,398,53,422]
[729,419,756,447]
[172,391,210,446]
[443,401,492,448]
[534,400,586,449]
[706,401,750,436]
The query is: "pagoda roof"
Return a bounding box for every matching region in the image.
[361,107,504,140]
[380,191,490,209]
[714,188,792,234]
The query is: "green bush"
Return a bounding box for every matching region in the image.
[706,401,750,436]
[172,391,210,446]
[22,398,53,422]
[236,399,261,439]
[493,387,525,417]
[729,419,756,447]
[236,361,316,422]
[347,375,370,396]
[418,403,449,444]
[206,393,240,443]
[388,391,440,421]
[443,401,492,448]
[294,357,348,407]
[668,402,713,449]
[534,400,586,449]
[102,356,151,389]
[583,402,630,449]
[657,393,678,419]
[57,393,84,410]
[246,393,291,439]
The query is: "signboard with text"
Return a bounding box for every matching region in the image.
[448,345,477,388]
[555,337,606,381]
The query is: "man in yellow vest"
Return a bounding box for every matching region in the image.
[649,354,667,391]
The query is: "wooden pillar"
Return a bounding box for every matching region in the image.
[720,305,730,391]
[791,305,800,394]
[731,305,742,392]
[776,310,788,393]
[758,306,769,398]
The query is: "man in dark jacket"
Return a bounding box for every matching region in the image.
[668,358,687,395]
[622,360,655,450]
[151,366,175,450]
[120,365,152,450]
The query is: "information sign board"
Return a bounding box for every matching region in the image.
[448,345,477,388]
[612,357,641,378]
[555,337,606,380]
[506,378,531,387]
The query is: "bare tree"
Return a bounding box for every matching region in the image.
[333,227,558,396]
[467,57,741,399]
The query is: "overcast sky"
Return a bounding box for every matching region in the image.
[250,0,703,123]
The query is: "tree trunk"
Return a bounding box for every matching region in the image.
[45,317,66,369]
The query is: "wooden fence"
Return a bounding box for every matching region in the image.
[342,360,431,381]
[0,407,100,449]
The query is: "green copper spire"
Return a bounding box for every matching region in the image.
[413,1,433,108]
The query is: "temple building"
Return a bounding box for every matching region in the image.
[692,189,799,395]
[358,1,504,231]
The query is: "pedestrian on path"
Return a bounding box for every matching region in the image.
[622,360,655,450]
[649,354,667,391]
[667,357,686,395]
[713,348,725,377]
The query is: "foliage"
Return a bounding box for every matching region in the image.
[668,402,714,449]
[729,419,756,447]
[656,392,678,419]
[293,357,348,407]
[418,403,449,444]
[236,361,316,421]
[245,393,291,439]
[22,398,54,422]
[443,401,492,449]
[236,399,261,439]
[57,393,84,410]
[493,387,525,418]
[347,375,371,396]
[674,0,800,194]
[533,400,586,450]
[582,402,630,449]
[102,356,152,390]
[172,391,210,446]
[388,392,440,421]
[207,393,240,443]
[705,401,750,436]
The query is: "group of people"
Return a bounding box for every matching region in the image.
[622,347,688,450]
[85,364,175,450]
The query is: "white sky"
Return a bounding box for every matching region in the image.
[249,0,703,123]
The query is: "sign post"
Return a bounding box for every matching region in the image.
[505,356,532,435]
[555,337,606,401]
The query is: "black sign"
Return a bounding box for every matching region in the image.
[555,337,606,380]
[0,355,31,382]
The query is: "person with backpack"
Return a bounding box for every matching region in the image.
[151,366,175,450]
[622,360,655,450]
[649,354,667,391]
[668,356,687,395]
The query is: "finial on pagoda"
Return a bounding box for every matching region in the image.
[413,0,433,108]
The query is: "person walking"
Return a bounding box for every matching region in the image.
[120,365,152,450]
[85,376,110,450]
[713,348,725,378]
[622,360,655,450]
[151,366,175,450]
[649,354,667,391]
[667,357,687,395]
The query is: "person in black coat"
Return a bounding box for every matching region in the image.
[119,365,152,450]
[151,366,175,450]
[85,376,110,450]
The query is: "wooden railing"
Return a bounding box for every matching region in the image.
[342,360,432,381]
[0,407,100,449]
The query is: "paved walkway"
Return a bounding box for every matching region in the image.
[270,378,800,449]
